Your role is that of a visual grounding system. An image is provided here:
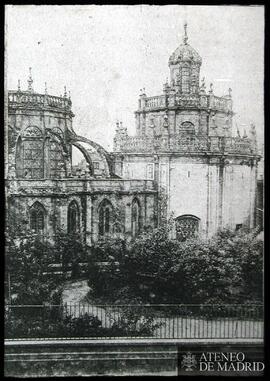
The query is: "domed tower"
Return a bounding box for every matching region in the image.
[168,22,202,94]
[113,24,260,237]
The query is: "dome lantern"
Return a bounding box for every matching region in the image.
[168,23,202,94]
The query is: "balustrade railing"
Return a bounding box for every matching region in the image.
[144,95,166,109]
[140,93,232,112]
[115,135,253,155]
[8,91,71,110]
[174,94,200,108]
[210,95,232,112]
[11,178,156,192]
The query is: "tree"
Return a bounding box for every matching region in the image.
[6,235,57,304]
[87,225,263,305]
[54,229,88,276]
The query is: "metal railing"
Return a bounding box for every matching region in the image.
[5,304,263,340]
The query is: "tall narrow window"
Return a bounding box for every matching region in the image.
[93,162,100,170]
[98,200,113,236]
[15,137,24,178]
[131,198,141,237]
[30,202,45,234]
[68,201,80,234]
[20,126,44,179]
[49,139,66,179]
[181,67,190,93]
[146,163,154,180]
[175,215,200,241]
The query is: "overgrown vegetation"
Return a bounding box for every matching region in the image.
[5,224,263,339]
[5,223,263,307]
[5,230,88,304]
[87,225,263,305]
[5,306,160,339]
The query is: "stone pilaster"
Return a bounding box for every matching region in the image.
[84,194,93,246]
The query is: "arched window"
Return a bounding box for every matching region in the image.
[20,126,44,179]
[175,215,200,242]
[131,198,141,237]
[68,200,80,234]
[98,200,113,236]
[15,127,68,179]
[179,121,195,135]
[30,202,45,234]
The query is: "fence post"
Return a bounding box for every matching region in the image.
[8,273,11,305]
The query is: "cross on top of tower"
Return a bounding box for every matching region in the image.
[183,22,188,45]
[27,67,34,92]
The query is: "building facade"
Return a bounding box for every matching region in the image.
[6,72,157,245]
[113,24,260,239]
[6,25,261,245]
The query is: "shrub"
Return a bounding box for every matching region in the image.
[87,226,263,305]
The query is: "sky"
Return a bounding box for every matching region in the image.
[6,5,264,153]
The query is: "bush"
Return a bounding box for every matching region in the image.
[4,305,161,339]
[87,227,263,305]
[5,236,60,304]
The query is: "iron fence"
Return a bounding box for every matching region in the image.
[5,303,263,340]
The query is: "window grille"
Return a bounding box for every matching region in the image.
[93,162,100,170]
[30,202,45,233]
[49,140,66,178]
[179,121,195,135]
[175,215,199,241]
[99,200,113,236]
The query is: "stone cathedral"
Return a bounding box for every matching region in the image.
[6,24,260,245]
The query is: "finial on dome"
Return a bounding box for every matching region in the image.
[27,67,33,92]
[228,87,232,97]
[150,116,155,129]
[64,86,67,98]
[68,91,71,100]
[17,79,21,92]
[250,123,256,138]
[243,128,247,138]
[44,82,47,95]
[200,77,206,92]
[183,22,188,45]
[209,83,213,94]
[235,122,240,137]
[163,114,169,128]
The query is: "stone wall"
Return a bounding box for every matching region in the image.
[7,178,157,245]
[5,339,263,377]
[115,153,258,237]
[133,106,231,138]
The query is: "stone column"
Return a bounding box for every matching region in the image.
[85,194,93,246]
[218,161,225,229]
[249,163,257,229]
[125,197,132,240]
[59,199,68,233]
